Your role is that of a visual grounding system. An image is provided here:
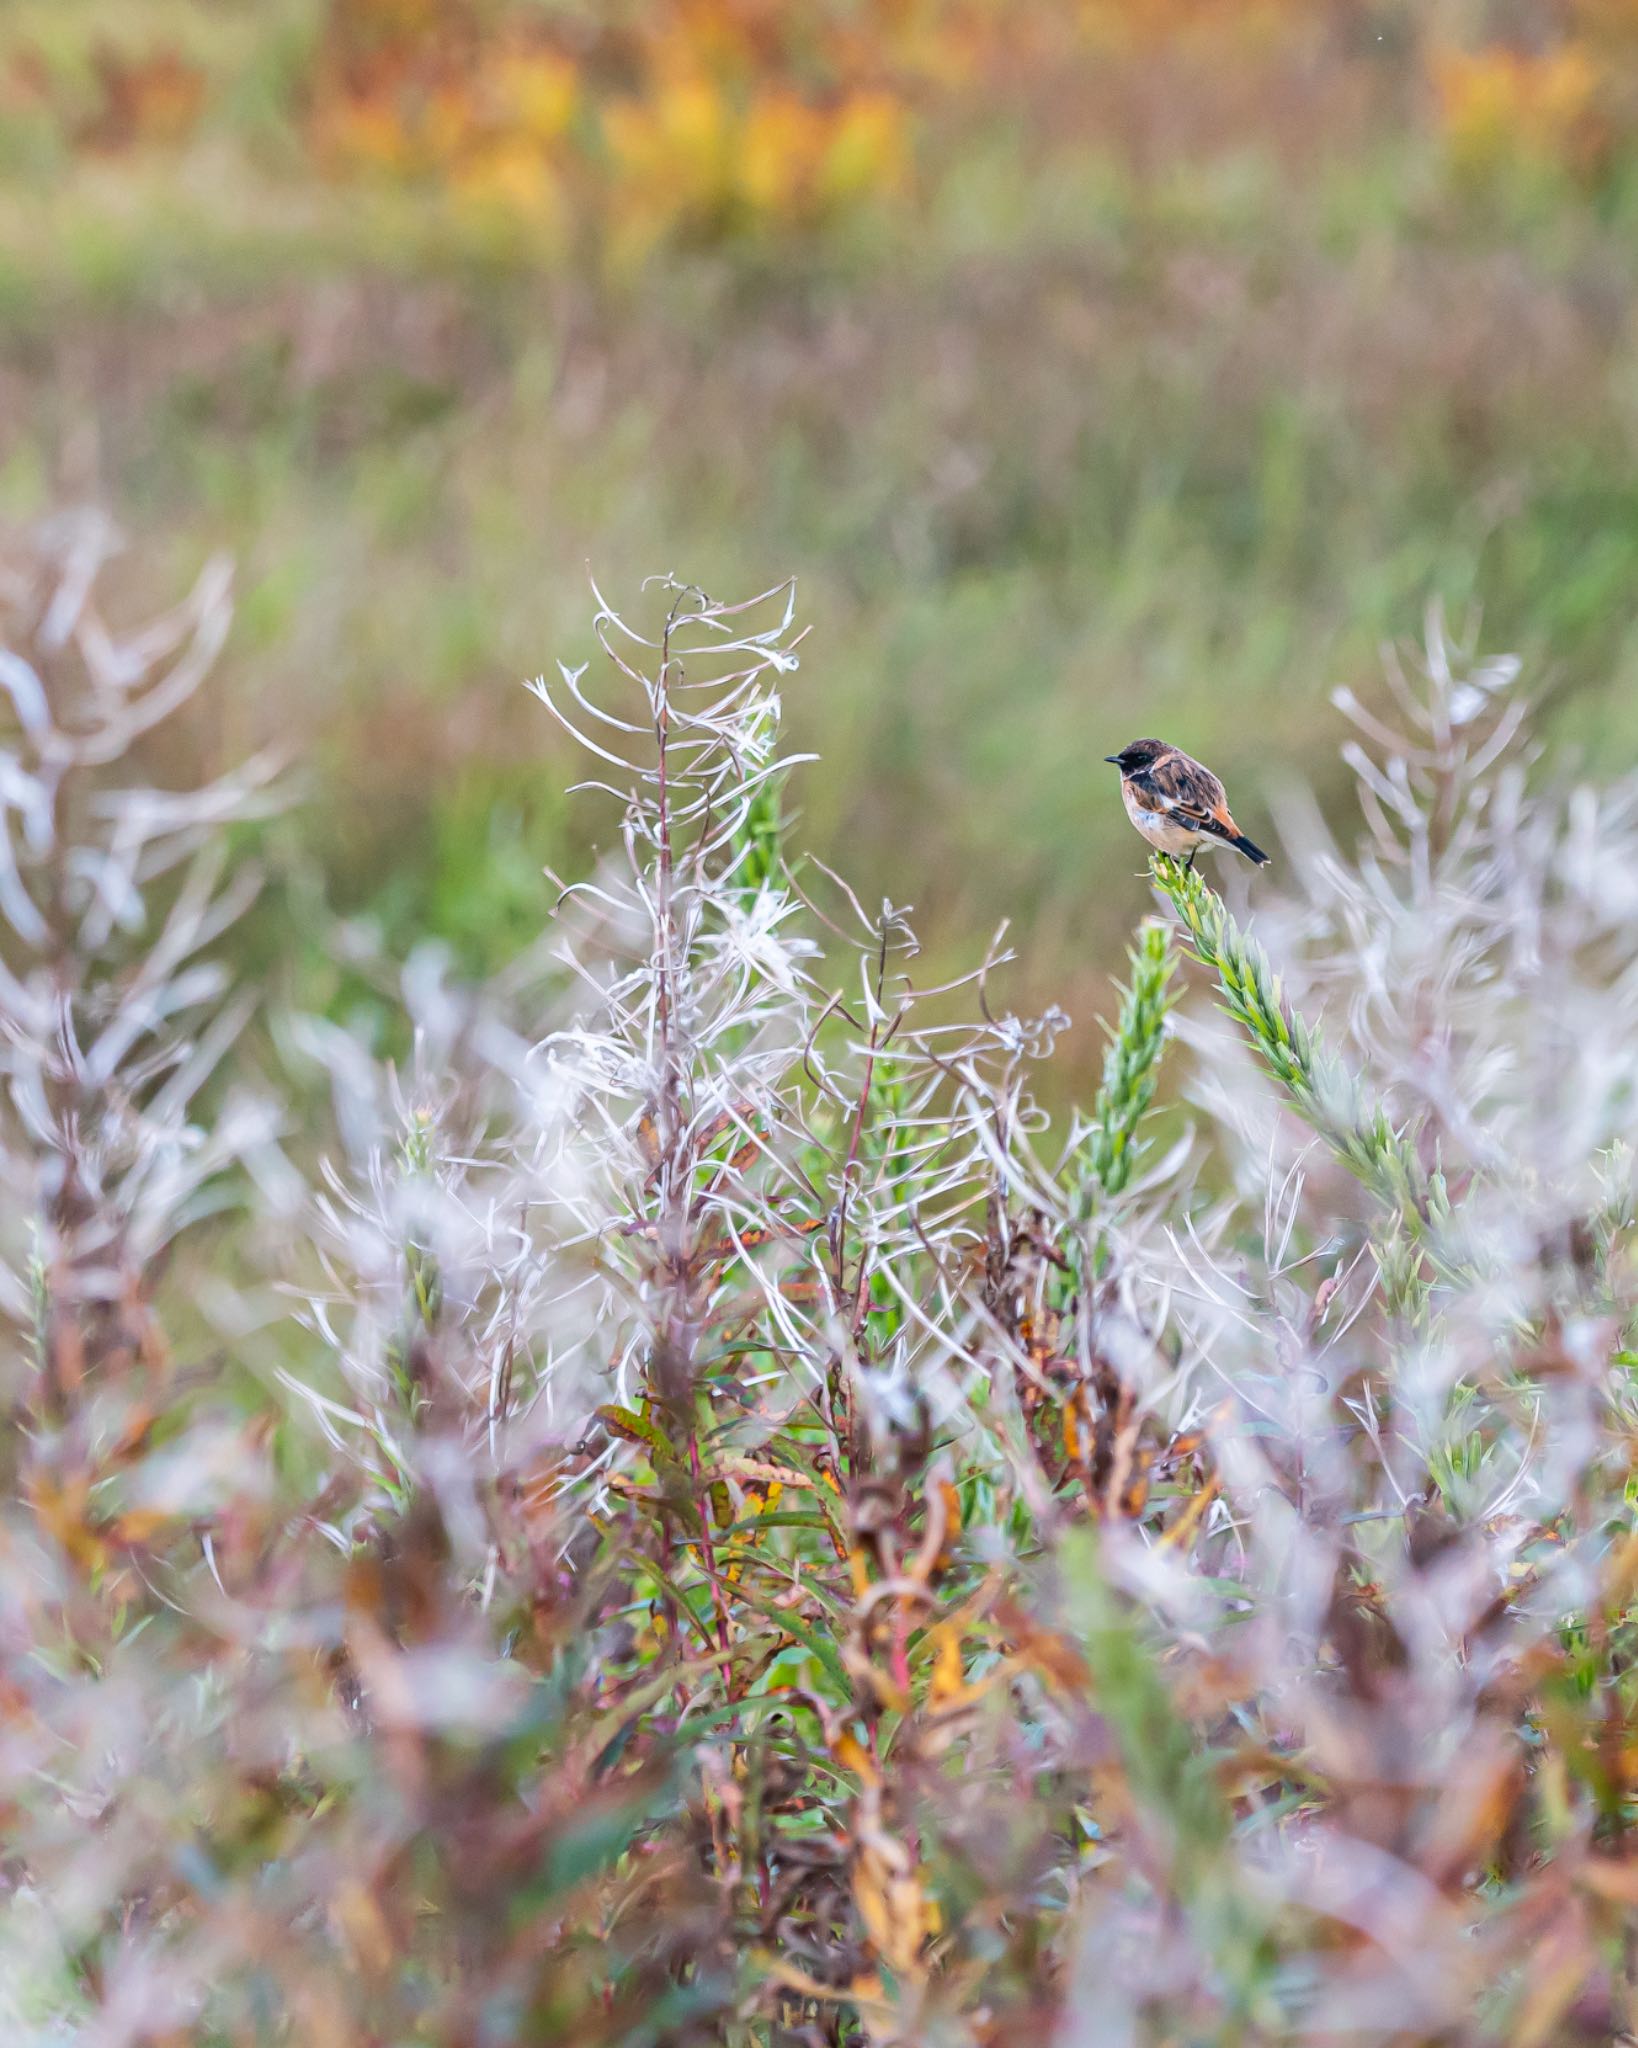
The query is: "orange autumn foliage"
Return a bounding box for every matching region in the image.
[20,0,1638,247]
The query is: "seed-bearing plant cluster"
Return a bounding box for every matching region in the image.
[2,518,1637,2045]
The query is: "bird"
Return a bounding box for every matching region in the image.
[1104,738,1269,870]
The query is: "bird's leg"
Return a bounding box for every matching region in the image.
[1184,846,1198,874]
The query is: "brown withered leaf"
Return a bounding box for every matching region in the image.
[993,1596,1091,1695]
[80,43,206,152]
[1577,1855,1638,1907]
[1415,1725,1524,1891]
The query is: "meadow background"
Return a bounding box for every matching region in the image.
[6,0,1638,1081]
[9,8,1638,2044]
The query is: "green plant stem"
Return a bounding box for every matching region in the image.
[1082,918,1177,1204]
[1150,853,1455,1262]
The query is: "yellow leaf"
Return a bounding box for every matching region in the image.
[853,1847,935,1978]
[833,1726,880,1785]
[927,1622,970,1707]
[330,1879,393,1978]
[1158,1473,1220,1552]
[819,91,909,207]
[498,50,578,143]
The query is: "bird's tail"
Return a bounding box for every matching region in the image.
[1230,831,1269,866]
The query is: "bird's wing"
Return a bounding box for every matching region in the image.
[1123,775,1173,818]
[1137,750,1235,834]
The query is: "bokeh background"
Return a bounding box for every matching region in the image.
[5,0,1638,1089]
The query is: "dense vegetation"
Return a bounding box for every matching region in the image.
[5,2,1638,1087]
[7,9,1638,2036]
[5,521,1638,2044]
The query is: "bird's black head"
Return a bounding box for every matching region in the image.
[1104,738,1168,774]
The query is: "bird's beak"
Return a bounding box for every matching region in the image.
[1103,754,1121,766]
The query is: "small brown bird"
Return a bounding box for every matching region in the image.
[1104,738,1269,869]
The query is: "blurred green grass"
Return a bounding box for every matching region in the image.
[4,1,1638,1091]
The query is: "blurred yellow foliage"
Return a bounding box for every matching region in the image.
[1432,40,1602,173]
[309,92,409,175]
[451,136,568,235]
[604,71,906,258]
[494,48,577,145]
[306,0,919,257]
[604,71,731,206]
[30,0,1638,249]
